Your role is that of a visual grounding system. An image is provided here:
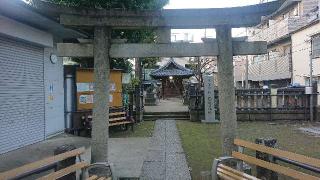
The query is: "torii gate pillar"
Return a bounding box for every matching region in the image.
[92,26,111,162]
[216,26,237,156]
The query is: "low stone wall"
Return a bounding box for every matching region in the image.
[237,110,308,121]
[189,110,204,122]
[190,109,309,121]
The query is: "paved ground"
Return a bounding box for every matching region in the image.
[0,134,149,179]
[144,98,188,113]
[0,134,91,172]
[140,120,191,180]
[109,138,149,178]
[299,127,320,137]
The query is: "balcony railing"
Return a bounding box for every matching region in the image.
[249,17,301,43]
[248,55,291,81]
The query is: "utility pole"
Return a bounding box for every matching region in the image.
[245,56,249,89]
[245,28,249,89]
[309,51,314,121]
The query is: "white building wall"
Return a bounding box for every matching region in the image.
[292,22,320,85]
[44,45,65,137]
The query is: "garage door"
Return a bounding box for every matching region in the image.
[0,35,45,154]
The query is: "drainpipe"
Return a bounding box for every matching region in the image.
[64,66,76,130]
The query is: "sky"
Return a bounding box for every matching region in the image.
[165,0,264,42]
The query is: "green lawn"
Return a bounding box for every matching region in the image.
[109,121,155,138]
[176,121,320,179]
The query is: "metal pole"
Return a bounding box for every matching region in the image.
[309,52,314,121]
[245,28,249,89]
[245,56,249,89]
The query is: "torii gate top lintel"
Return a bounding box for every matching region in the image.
[50,0,284,28]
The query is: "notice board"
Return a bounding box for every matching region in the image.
[76,68,123,110]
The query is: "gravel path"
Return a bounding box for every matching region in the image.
[140,120,191,180]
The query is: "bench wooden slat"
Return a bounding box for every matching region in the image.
[109,121,131,126]
[87,112,125,119]
[97,177,105,180]
[217,171,237,180]
[232,151,320,180]
[87,175,99,180]
[110,112,126,116]
[219,164,260,180]
[217,167,246,180]
[234,139,320,169]
[37,162,89,180]
[0,147,86,179]
[97,177,111,180]
[109,117,127,122]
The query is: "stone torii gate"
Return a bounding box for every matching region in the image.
[53,1,283,162]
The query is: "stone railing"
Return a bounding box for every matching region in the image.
[188,87,314,121]
[236,88,309,110]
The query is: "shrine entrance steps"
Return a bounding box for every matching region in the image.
[143,98,190,121]
[143,111,190,121]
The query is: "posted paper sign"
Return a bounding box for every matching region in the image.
[77,83,89,92]
[79,95,93,104]
[79,94,113,104]
[110,82,116,92]
[77,83,95,92]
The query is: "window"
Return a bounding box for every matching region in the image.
[252,55,266,64]
[252,30,256,36]
[171,35,177,42]
[293,7,299,17]
[305,77,310,86]
[312,34,320,58]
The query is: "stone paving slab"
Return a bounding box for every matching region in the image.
[145,150,165,162]
[141,161,166,180]
[140,120,191,180]
[166,154,191,180]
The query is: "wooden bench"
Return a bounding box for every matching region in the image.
[109,111,134,129]
[212,139,320,180]
[0,147,112,180]
[87,110,134,130]
[73,108,134,135]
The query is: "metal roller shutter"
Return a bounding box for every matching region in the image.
[0,35,44,154]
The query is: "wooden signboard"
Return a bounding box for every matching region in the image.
[76,68,123,110]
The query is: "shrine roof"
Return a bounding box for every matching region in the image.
[150,58,194,78]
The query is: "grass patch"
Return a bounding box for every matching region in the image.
[176,121,320,179]
[110,121,155,138]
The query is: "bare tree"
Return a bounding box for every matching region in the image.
[188,56,217,86]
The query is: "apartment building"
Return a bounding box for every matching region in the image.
[291,6,320,85]
[242,0,319,88]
